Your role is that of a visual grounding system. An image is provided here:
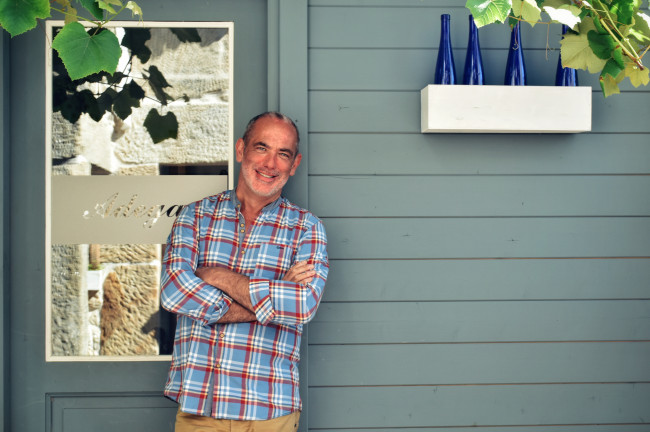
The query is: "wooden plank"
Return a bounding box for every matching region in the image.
[310,48,577,90]
[309,4,560,49]
[323,259,650,301]
[310,176,650,217]
[309,91,650,133]
[309,342,650,385]
[308,384,650,429]
[308,133,650,175]
[323,217,650,259]
[309,300,650,344]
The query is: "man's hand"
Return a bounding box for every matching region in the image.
[283,261,316,285]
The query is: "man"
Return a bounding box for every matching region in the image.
[161,112,328,431]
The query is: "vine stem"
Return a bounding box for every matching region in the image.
[588,0,645,70]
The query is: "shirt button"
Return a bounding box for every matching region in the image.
[241,250,246,254]
[219,332,225,339]
[240,229,245,233]
[215,362,221,369]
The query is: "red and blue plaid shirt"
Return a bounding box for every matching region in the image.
[161,190,328,420]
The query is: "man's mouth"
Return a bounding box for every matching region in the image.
[256,170,278,180]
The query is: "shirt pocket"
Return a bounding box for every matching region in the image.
[253,241,295,280]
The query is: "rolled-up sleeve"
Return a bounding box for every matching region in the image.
[160,202,232,326]
[249,217,328,325]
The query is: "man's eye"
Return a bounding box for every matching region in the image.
[280,153,290,159]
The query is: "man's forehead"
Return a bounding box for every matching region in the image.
[247,118,298,150]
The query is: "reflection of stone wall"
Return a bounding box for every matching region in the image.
[51,244,89,356]
[100,255,161,356]
[50,26,230,357]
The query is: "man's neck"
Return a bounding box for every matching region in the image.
[235,187,279,222]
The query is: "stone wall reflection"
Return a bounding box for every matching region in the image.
[50,27,230,356]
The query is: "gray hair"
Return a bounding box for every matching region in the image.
[242,111,300,155]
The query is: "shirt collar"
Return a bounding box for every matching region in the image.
[230,189,283,213]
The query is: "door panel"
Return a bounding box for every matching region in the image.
[9,1,267,430]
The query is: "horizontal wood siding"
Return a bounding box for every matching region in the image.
[307,1,650,431]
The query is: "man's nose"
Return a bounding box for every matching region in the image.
[262,153,278,169]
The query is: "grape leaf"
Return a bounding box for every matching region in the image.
[144,109,178,144]
[97,0,121,14]
[465,0,512,27]
[543,4,581,29]
[125,1,142,17]
[52,22,121,80]
[512,0,541,25]
[76,0,103,20]
[0,0,50,36]
[628,11,650,44]
[624,61,650,87]
[560,19,607,72]
[600,70,622,96]
[601,57,624,79]
[609,0,639,25]
[587,30,616,59]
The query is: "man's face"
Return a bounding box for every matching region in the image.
[236,116,302,203]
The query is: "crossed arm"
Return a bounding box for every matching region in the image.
[195,261,317,323]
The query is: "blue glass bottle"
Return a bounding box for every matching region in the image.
[463,14,485,85]
[555,25,579,86]
[504,21,527,85]
[434,14,457,84]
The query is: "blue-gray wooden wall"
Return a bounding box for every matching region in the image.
[304,1,650,430]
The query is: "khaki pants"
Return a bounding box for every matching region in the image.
[175,409,300,432]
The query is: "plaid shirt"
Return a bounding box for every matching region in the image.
[161,190,328,420]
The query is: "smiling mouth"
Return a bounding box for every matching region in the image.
[256,170,278,180]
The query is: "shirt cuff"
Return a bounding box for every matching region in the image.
[249,278,276,325]
[203,296,232,326]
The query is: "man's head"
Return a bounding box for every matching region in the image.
[235,112,302,204]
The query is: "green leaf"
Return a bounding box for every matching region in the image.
[609,0,639,25]
[560,20,607,73]
[601,57,624,79]
[145,65,173,105]
[125,1,142,17]
[592,14,609,35]
[599,70,622,97]
[628,12,650,44]
[121,28,152,63]
[0,0,50,36]
[587,30,616,59]
[512,0,541,25]
[144,109,178,144]
[52,22,121,80]
[75,0,103,20]
[97,0,119,14]
[612,46,625,69]
[624,60,650,87]
[543,3,582,29]
[466,0,512,27]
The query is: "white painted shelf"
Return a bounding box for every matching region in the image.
[421,85,592,133]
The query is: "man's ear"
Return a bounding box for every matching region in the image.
[290,153,302,176]
[235,138,245,163]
